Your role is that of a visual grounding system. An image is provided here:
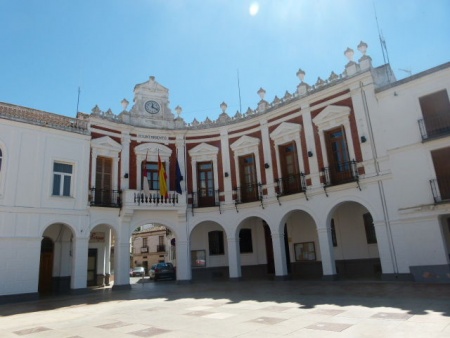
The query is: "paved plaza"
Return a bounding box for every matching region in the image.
[0,279,449,337]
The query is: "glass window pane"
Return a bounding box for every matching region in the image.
[53,174,61,195]
[63,176,71,196]
[54,162,73,174]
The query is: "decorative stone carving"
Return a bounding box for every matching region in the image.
[121,99,129,111]
[328,71,339,81]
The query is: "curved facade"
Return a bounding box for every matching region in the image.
[1,45,450,297]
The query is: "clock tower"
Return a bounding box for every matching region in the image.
[126,76,176,128]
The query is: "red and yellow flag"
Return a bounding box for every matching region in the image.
[158,154,168,198]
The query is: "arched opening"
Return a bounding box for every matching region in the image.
[88,225,116,287]
[130,223,176,282]
[329,201,381,280]
[237,217,274,280]
[38,237,54,293]
[283,210,321,279]
[190,221,228,281]
[39,223,74,294]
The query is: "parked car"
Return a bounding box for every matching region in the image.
[130,266,145,277]
[149,263,176,281]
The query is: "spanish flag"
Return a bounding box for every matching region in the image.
[158,154,168,198]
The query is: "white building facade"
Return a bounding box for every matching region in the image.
[1,42,449,298]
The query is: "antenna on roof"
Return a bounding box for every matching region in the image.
[76,86,81,116]
[237,69,242,114]
[374,2,392,82]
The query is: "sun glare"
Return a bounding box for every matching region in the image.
[249,2,259,16]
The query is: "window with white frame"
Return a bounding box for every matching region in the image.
[52,162,73,196]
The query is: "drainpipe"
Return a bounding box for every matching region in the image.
[360,81,399,275]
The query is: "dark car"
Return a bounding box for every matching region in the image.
[149,263,176,281]
[130,266,145,277]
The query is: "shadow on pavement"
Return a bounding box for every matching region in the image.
[1,279,449,318]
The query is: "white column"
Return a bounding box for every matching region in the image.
[227,237,241,279]
[71,236,89,290]
[113,241,131,288]
[105,228,112,285]
[260,119,275,196]
[121,133,131,190]
[302,105,320,186]
[90,150,97,189]
[272,232,288,278]
[175,240,192,282]
[220,129,233,203]
[316,226,337,279]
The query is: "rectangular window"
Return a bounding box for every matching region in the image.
[363,213,377,244]
[278,142,302,195]
[419,90,450,138]
[239,228,253,253]
[197,161,215,207]
[52,162,73,196]
[431,147,450,201]
[143,238,147,247]
[143,162,160,190]
[238,154,258,203]
[208,230,224,255]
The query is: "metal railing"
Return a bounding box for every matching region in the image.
[191,189,220,208]
[140,246,148,253]
[157,244,166,252]
[133,191,179,205]
[430,177,450,203]
[234,183,263,204]
[322,160,359,187]
[418,114,450,141]
[276,173,306,196]
[90,188,121,208]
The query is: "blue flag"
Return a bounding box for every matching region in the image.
[176,159,183,194]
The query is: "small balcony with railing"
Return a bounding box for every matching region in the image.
[120,190,184,210]
[190,189,220,214]
[157,244,166,252]
[233,183,264,210]
[89,188,121,208]
[430,176,450,203]
[321,160,360,195]
[418,113,450,141]
[276,173,306,197]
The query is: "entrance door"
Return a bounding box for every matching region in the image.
[197,161,215,207]
[39,237,54,293]
[325,126,351,184]
[284,224,291,274]
[87,248,97,286]
[431,148,450,200]
[279,142,301,194]
[239,154,258,202]
[263,221,275,274]
[95,156,112,205]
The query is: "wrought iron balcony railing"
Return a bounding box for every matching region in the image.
[322,160,360,193]
[90,188,121,208]
[133,191,179,206]
[191,189,220,208]
[418,114,450,141]
[430,177,450,203]
[234,183,263,204]
[157,244,166,252]
[140,246,148,253]
[276,173,306,196]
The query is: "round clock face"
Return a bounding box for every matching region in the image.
[144,100,161,114]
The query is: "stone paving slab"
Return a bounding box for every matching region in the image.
[0,279,449,337]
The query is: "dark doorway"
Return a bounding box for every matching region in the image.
[39,237,54,293]
[87,248,97,286]
[263,221,275,274]
[284,224,291,274]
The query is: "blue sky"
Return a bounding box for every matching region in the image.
[1,1,449,123]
